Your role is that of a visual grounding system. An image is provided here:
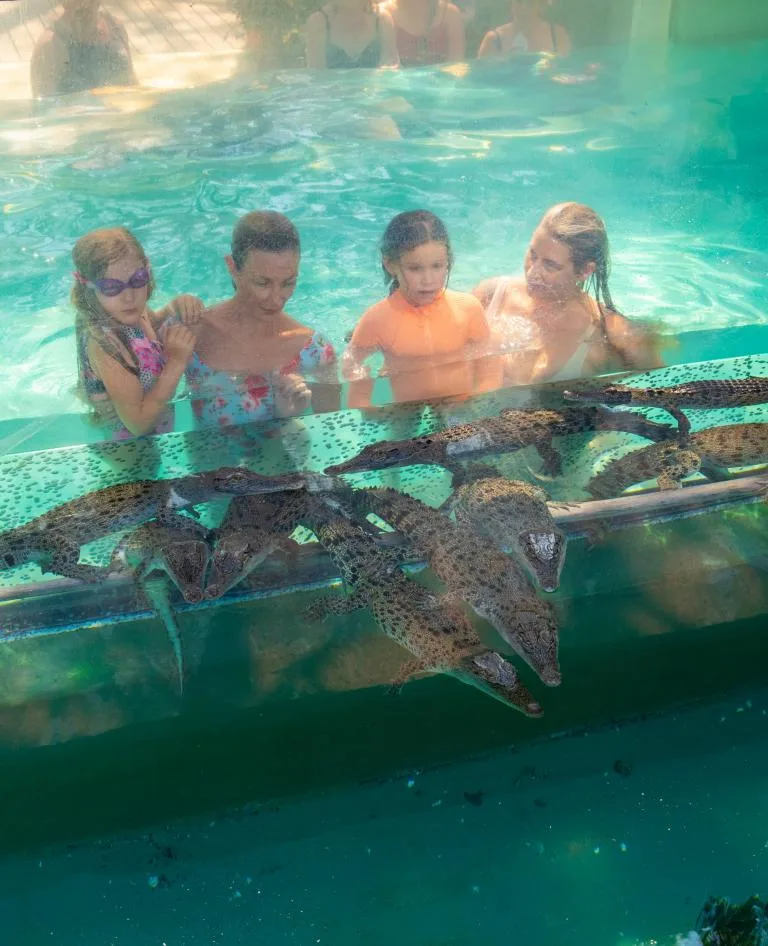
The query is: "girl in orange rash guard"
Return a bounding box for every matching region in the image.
[342,210,502,409]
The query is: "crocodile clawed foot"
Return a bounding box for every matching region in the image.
[582,521,609,550]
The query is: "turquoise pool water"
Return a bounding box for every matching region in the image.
[0,44,766,425]
[2,39,768,944]
[3,685,767,946]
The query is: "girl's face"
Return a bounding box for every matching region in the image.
[385,240,449,307]
[95,251,150,327]
[227,249,299,315]
[524,226,594,302]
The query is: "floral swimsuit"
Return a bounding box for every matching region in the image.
[79,325,173,440]
[185,331,336,429]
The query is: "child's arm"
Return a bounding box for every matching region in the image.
[88,324,195,436]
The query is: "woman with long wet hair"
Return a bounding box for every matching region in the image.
[473,202,663,385]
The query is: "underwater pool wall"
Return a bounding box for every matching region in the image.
[671,0,768,44]
[2,365,768,853]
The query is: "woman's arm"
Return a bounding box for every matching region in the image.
[471,277,501,308]
[378,11,400,67]
[477,29,501,58]
[604,310,665,371]
[472,352,504,394]
[109,16,138,83]
[305,10,328,69]
[88,324,195,436]
[554,24,571,57]
[30,33,66,98]
[342,343,377,410]
[444,3,466,61]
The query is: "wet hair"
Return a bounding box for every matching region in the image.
[380,210,454,293]
[540,202,640,368]
[231,211,300,270]
[71,227,155,422]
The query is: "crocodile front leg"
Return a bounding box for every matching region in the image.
[46,541,111,583]
[667,407,692,446]
[387,657,430,696]
[155,506,208,534]
[534,439,563,477]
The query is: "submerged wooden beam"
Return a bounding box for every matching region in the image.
[0,473,766,640]
[549,472,768,536]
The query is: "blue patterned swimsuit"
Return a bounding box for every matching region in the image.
[185,331,337,429]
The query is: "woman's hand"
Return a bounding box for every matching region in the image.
[273,372,312,418]
[168,294,205,325]
[164,323,196,366]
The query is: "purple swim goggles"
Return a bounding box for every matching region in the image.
[74,266,151,297]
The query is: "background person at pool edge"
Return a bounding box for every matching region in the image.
[31,0,136,98]
[73,227,203,440]
[380,0,465,66]
[473,202,664,385]
[305,1,399,69]
[478,0,571,58]
[342,210,502,409]
[185,212,339,430]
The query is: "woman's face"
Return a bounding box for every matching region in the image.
[385,240,449,307]
[227,249,299,315]
[95,251,150,327]
[524,225,592,301]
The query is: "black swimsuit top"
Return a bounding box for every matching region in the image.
[51,11,134,95]
[321,8,382,69]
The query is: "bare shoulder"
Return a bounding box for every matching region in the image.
[448,288,484,315]
[32,29,57,54]
[443,2,463,22]
[280,312,314,339]
[306,9,327,30]
[602,307,664,369]
[473,276,501,305]
[31,28,63,71]
[604,308,643,338]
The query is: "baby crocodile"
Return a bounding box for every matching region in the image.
[302,500,542,716]
[110,521,212,604]
[564,377,768,443]
[585,422,768,498]
[334,487,561,687]
[110,523,211,697]
[0,466,303,583]
[205,490,309,600]
[325,406,674,478]
[447,466,566,593]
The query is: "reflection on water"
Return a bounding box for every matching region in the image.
[0,46,766,420]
